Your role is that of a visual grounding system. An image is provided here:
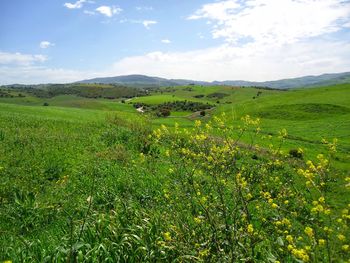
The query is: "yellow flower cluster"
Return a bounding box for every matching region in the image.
[288,246,310,262]
[247,224,254,234]
[237,172,248,188]
[149,116,349,262]
[163,231,172,241]
[304,227,314,238]
[313,200,331,214]
[278,128,288,139]
[321,138,337,153]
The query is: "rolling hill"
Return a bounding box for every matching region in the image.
[77,72,350,89]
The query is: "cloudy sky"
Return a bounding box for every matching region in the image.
[1,0,350,84]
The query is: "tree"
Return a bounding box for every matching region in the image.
[158,108,171,117]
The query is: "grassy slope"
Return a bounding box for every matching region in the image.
[0,84,349,261]
[212,85,350,170]
[0,84,349,170]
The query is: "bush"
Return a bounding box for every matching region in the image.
[157,108,171,117]
[200,110,206,116]
[147,115,347,262]
[43,102,49,106]
[289,148,303,159]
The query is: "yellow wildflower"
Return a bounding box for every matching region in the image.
[292,248,309,262]
[338,234,346,241]
[195,120,201,127]
[247,224,254,234]
[163,232,172,241]
[286,235,293,243]
[194,217,202,224]
[304,227,314,238]
[199,249,209,257]
[318,239,326,246]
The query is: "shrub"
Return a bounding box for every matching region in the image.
[157,108,171,117]
[43,102,49,106]
[289,148,303,159]
[147,115,348,262]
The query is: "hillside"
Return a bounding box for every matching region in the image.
[77,72,350,89]
[0,83,349,262]
[1,83,149,99]
[218,71,350,89]
[77,74,179,87]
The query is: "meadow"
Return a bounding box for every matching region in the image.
[0,83,349,262]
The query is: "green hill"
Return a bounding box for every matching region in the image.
[0,83,349,262]
[75,72,350,89]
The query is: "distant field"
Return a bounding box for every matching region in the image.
[139,84,350,171]
[130,94,210,104]
[1,84,349,170]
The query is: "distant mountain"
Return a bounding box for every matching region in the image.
[77,72,350,89]
[218,72,350,89]
[77,74,179,87]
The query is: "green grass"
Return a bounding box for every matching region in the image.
[0,83,349,261]
[170,111,191,117]
[207,84,350,170]
[130,94,199,104]
[0,94,137,112]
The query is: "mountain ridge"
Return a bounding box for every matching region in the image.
[76,72,350,89]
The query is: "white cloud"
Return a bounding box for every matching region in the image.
[119,19,158,29]
[40,41,54,49]
[142,20,157,29]
[136,6,154,11]
[188,0,240,21]
[64,0,86,9]
[188,0,350,45]
[0,66,95,85]
[1,38,350,84]
[2,0,350,84]
[161,39,171,44]
[104,0,350,81]
[95,6,122,17]
[0,51,47,66]
[109,39,350,81]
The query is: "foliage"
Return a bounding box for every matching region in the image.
[0,83,349,262]
[149,115,349,262]
[206,92,229,99]
[157,108,171,117]
[133,100,213,117]
[2,83,148,99]
[0,109,349,262]
[289,148,304,159]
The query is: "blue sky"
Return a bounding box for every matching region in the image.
[1,0,350,84]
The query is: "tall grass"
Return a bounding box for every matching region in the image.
[0,110,349,262]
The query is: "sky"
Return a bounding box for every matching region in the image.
[0,0,350,84]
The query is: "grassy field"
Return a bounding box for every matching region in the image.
[0,83,349,262]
